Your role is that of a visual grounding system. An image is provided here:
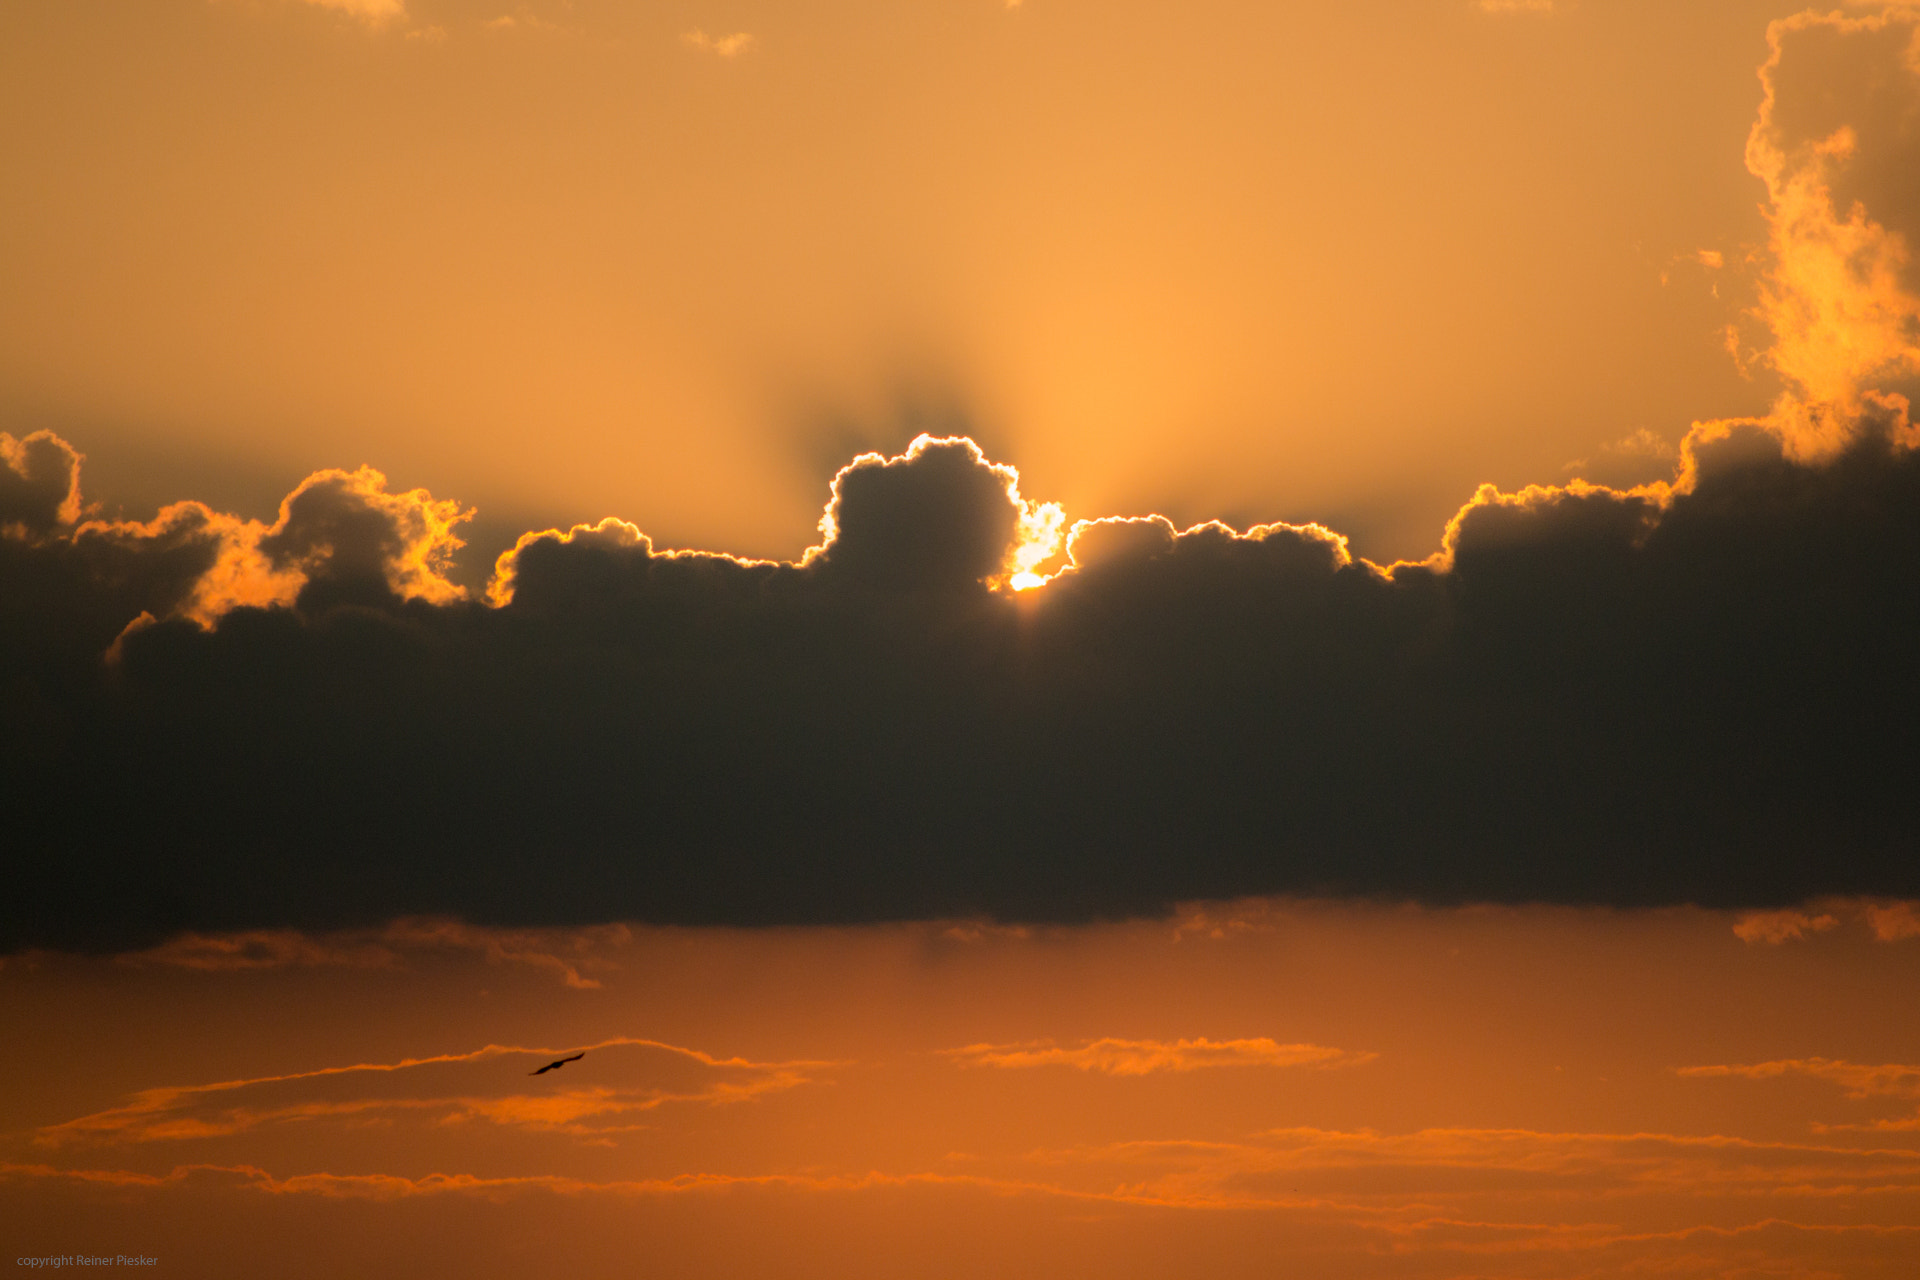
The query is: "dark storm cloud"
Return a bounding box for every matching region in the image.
[5,413,1920,953]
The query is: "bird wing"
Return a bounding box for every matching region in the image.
[529,1052,584,1076]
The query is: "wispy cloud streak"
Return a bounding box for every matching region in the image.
[34,1038,832,1149]
[944,1038,1374,1076]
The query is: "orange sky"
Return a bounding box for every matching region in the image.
[6,901,1920,1277]
[0,0,1802,571]
[11,2,1920,1274]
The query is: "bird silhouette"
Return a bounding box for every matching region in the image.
[529,1051,585,1076]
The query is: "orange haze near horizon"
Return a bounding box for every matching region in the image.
[6,901,1920,1277]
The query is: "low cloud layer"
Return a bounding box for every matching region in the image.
[7,10,1920,951]
[6,404,1920,952]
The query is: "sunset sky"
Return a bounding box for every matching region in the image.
[2,0,1806,565]
[6,0,1920,1274]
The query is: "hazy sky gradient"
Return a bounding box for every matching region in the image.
[2,0,1792,566]
[7,902,1920,1278]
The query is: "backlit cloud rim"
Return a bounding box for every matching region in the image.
[7,8,1920,949]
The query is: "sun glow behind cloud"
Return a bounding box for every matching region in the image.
[2,0,1811,570]
[10,4,1920,1276]
[16,10,1920,632]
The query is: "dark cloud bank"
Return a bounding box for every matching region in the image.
[4,416,1920,953]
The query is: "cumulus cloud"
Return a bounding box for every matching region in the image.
[2,455,464,645]
[807,435,1060,592]
[16,19,1920,948]
[6,407,1920,950]
[1746,8,1920,451]
[253,465,469,611]
[0,431,82,535]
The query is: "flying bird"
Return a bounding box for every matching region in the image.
[529,1051,585,1076]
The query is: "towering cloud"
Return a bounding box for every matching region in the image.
[1746,7,1920,448]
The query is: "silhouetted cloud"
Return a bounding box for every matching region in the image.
[5,405,1920,950]
[9,11,1920,951]
[808,436,1055,592]
[0,432,82,535]
[251,465,469,612]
